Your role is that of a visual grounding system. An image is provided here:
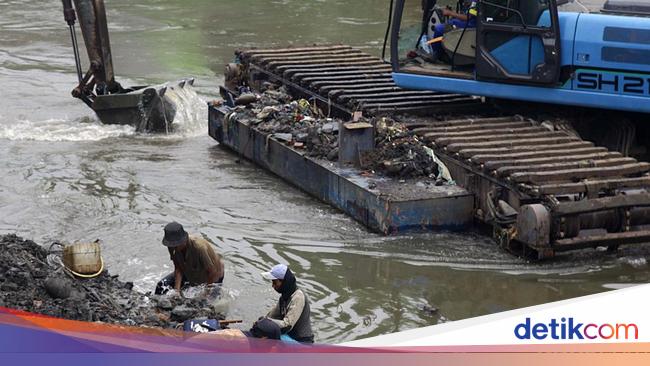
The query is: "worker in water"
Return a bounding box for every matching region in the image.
[154,222,224,296]
[258,264,314,343]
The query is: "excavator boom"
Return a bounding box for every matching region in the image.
[61,0,196,132]
[72,0,117,92]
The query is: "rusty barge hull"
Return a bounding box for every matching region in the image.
[212,45,650,258]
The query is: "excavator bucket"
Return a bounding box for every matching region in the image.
[62,0,199,132]
[91,79,197,132]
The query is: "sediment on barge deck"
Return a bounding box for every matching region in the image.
[215,45,650,259]
[208,104,474,234]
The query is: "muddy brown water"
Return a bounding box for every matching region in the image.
[1,0,648,344]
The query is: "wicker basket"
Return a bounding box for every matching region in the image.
[63,241,103,275]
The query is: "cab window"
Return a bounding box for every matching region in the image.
[480,0,551,26]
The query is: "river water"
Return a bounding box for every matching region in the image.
[1,0,648,344]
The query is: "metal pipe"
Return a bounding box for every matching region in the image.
[382,0,394,61]
[62,0,83,84]
[68,26,83,84]
[560,207,650,239]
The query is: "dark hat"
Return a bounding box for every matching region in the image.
[162,222,189,247]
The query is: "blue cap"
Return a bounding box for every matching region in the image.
[261,264,288,280]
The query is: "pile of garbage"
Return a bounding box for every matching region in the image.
[230,88,342,161]
[359,117,441,180]
[228,89,450,182]
[362,135,439,179]
[0,234,224,328]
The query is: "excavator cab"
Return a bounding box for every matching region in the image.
[61,0,196,132]
[391,0,562,86]
[389,0,650,116]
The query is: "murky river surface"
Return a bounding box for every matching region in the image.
[1,0,648,343]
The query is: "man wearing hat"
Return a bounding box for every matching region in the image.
[258,264,314,343]
[154,222,224,295]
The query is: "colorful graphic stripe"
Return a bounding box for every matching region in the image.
[1,307,649,365]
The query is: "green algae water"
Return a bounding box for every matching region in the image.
[1,0,647,344]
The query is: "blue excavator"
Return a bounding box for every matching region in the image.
[389,0,650,116]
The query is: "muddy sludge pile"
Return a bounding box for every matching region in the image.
[226,88,451,183]
[0,234,224,328]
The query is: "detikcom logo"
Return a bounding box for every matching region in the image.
[515,318,639,340]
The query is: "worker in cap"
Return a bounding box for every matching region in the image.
[256,263,314,343]
[154,222,224,296]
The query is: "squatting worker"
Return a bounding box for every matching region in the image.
[154,222,224,295]
[258,264,314,343]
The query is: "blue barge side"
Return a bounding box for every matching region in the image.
[208,104,474,235]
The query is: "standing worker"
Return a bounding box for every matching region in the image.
[257,264,314,343]
[154,222,224,295]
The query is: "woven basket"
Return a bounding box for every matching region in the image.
[63,242,102,275]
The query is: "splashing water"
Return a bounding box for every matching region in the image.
[178,283,235,316]
[162,83,208,137]
[0,83,206,142]
[0,117,135,142]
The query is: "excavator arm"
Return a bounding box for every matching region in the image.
[62,0,122,106]
[61,0,196,132]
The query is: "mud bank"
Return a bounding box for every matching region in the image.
[0,234,224,328]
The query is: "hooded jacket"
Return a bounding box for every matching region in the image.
[267,268,314,343]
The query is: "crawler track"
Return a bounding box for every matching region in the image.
[412,116,650,257]
[228,45,650,258]
[235,45,480,117]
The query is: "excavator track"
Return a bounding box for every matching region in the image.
[234,45,481,117]
[228,45,650,258]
